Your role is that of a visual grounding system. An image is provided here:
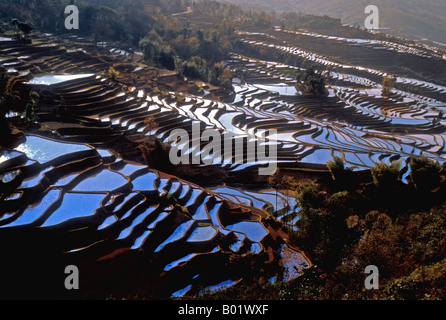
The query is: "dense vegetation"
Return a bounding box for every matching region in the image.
[0,0,280,90]
[295,65,327,97]
[225,0,446,43]
[0,66,39,146]
[195,157,446,299]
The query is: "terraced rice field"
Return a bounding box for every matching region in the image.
[0,24,445,297]
[0,134,307,298]
[229,28,446,173]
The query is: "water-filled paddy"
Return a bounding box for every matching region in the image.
[26,74,95,85]
[73,170,128,192]
[2,189,62,227]
[41,192,106,227]
[224,220,268,242]
[187,225,218,242]
[15,136,91,163]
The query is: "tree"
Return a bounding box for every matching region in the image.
[207,62,233,91]
[408,156,445,192]
[138,136,172,172]
[406,205,446,264]
[159,46,175,70]
[267,168,298,218]
[24,90,39,124]
[296,65,327,97]
[383,259,446,299]
[370,161,401,188]
[382,75,396,96]
[107,67,120,81]
[220,67,233,91]
[0,95,11,142]
[326,156,355,190]
[176,57,206,80]
[354,212,403,279]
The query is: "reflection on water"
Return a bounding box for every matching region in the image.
[73,169,128,192]
[279,244,309,281]
[0,150,23,164]
[15,136,91,163]
[26,74,94,85]
[225,220,267,242]
[171,284,192,298]
[131,172,158,191]
[187,225,218,242]
[155,219,195,252]
[255,83,299,96]
[41,192,106,227]
[0,169,20,183]
[3,189,62,227]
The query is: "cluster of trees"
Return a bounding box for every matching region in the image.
[192,0,273,28]
[382,74,396,96]
[290,156,446,299]
[0,66,12,142]
[280,12,341,30]
[0,0,192,47]
[0,66,40,145]
[295,65,327,97]
[0,0,342,94]
[198,156,446,300]
[138,21,234,89]
[1,0,244,91]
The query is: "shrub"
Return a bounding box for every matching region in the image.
[327,156,346,181]
[138,136,172,172]
[383,259,446,299]
[408,156,445,192]
[23,90,39,124]
[326,156,355,190]
[382,75,396,96]
[296,65,326,97]
[295,181,326,210]
[108,67,120,80]
[370,161,401,187]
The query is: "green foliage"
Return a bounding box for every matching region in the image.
[284,157,446,299]
[176,56,206,79]
[194,199,446,300]
[382,75,396,96]
[296,65,327,97]
[408,156,445,192]
[354,212,403,279]
[23,90,39,124]
[136,9,235,85]
[192,0,272,27]
[138,135,172,172]
[0,0,280,92]
[405,205,446,264]
[370,161,401,187]
[383,259,446,300]
[295,181,326,210]
[107,67,120,81]
[294,182,357,271]
[327,156,347,181]
[326,156,356,191]
[208,62,233,91]
[280,12,341,29]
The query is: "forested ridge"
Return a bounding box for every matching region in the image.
[223,0,446,44]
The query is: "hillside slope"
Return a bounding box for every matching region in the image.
[222,0,446,44]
